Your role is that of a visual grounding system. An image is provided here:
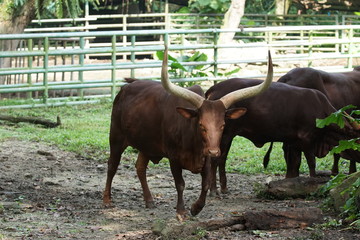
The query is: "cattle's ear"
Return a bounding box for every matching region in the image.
[176,107,198,119]
[226,107,247,119]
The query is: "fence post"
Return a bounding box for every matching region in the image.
[111,35,117,100]
[122,15,127,59]
[43,37,49,105]
[347,28,354,69]
[84,0,90,60]
[213,30,219,82]
[308,31,313,67]
[131,35,136,78]
[27,39,33,100]
[79,37,85,99]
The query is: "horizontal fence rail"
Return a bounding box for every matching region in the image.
[24,13,360,58]
[1,25,360,109]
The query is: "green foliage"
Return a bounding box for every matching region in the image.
[342,178,360,221]
[317,174,360,226]
[3,0,85,19]
[331,138,360,154]
[317,174,348,196]
[315,105,360,227]
[156,50,209,87]
[245,0,275,14]
[316,105,358,129]
[316,104,360,154]
[188,0,230,14]
[188,0,275,14]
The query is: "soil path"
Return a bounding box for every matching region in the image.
[0,139,358,239]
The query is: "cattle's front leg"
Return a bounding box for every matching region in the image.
[331,154,340,175]
[349,160,357,174]
[304,151,316,177]
[169,161,187,221]
[210,157,219,197]
[283,144,301,178]
[210,139,232,196]
[218,156,228,194]
[191,156,211,216]
[135,152,155,208]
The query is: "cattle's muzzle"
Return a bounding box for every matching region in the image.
[207,148,221,157]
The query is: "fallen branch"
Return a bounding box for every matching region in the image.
[152,207,323,239]
[0,115,61,128]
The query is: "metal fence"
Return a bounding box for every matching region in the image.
[1,25,360,109]
[24,13,360,57]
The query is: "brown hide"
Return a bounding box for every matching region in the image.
[111,80,208,172]
[206,79,360,192]
[104,79,244,219]
[104,47,273,219]
[278,67,360,110]
[278,67,360,174]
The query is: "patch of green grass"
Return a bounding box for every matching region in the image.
[226,136,349,175]
[0,103,113,162]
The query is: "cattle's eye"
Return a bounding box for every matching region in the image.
[220,124,225,130]
[199,123,206,133]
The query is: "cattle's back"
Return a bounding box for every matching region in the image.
[278,68,360,110]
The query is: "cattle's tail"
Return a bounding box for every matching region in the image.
[124,78,138,83]
[263,142,274,168]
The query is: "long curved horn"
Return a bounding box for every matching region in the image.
[220,51,273,109]
[161,44,204,108]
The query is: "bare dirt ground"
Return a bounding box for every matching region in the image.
[0,139,359,240]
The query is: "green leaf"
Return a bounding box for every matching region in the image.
[176,7,190,14]
[156,51,178,62]
[330,138,360,154]
[170,62,187,72]
[224,68,241,76]
[316,105,358,129]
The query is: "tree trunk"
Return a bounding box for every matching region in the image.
[218,0,246,45]
[0,0,36,84]
[275,0,291,17]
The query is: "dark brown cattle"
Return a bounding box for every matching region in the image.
[103,46,273,219]
[278,67,360,174]
[206,79,360,194]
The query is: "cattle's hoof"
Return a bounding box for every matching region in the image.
[190,203,204,216]
[221,187,229,194]
[176,212,188,222]
[145,201,156,209]
[103,201,114,208]
[209,189,219,197]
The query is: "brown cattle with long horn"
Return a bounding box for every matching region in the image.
[103,43,273,219]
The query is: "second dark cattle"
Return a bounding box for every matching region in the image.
[278,67,360,174]
[206,79,360,194]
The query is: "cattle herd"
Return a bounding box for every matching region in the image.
[103,44,360,219]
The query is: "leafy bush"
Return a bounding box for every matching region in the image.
[316,105,360,153]
[316,105,360,228]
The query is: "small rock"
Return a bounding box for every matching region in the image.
[229,224,246,231]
